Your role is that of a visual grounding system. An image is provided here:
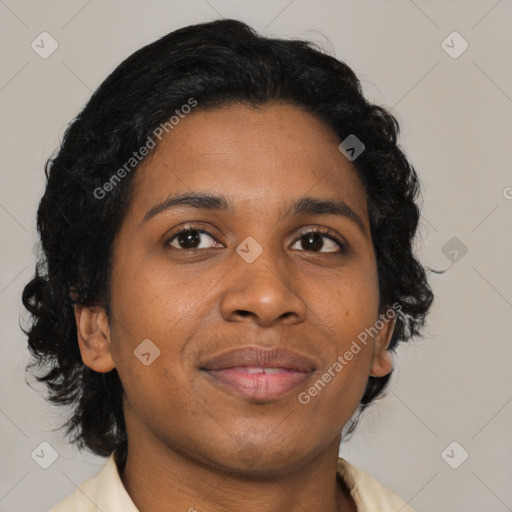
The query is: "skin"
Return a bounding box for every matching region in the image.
[74,102,396,512]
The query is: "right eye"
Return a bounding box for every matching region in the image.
[165,227,223,251]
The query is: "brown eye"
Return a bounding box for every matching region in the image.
[291,230,345,253]
[166,228,219,250]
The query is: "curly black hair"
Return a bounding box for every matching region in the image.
[21,18,434,463]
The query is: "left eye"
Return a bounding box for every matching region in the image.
[291,230,344,253]
[166,229,221,250]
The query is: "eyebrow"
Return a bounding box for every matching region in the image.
[141,192,367,237]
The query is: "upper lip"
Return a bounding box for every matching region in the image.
[200,346,317,372]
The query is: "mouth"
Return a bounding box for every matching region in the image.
[199,346,317,401]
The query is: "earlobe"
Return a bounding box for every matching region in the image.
[370,350,394,378]
[74,304,116,373]
[369,312,397,378]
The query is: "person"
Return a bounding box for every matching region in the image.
[22,18,433,512]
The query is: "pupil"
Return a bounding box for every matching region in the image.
[302,233,323,251]
[179,230,200,248]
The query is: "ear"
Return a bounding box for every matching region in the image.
[74,304,115,373]
[369,310,397,378]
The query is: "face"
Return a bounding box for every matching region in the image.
[76,102,395,474]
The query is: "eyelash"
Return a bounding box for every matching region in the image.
[164,224,347,254]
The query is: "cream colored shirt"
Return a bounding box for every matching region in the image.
[50,453,415,511]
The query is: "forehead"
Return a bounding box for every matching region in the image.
[129,102,368,222]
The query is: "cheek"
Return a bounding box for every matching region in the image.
[304,262,380,399]
[107,254,213,413]
[109,246,203,342]
[310,258,380,343]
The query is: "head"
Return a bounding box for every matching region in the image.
[22,19,433,471]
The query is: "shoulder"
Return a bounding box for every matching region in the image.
[49,454,139,512]
[337,457,415,512]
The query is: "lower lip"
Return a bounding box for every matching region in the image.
[203,367,312,400]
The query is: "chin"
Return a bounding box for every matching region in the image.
[202,438,313,477]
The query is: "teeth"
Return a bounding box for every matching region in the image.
[262,368,284,374]
[245,367,265,374]
[231,366,285,374]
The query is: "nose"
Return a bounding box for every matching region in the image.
[219,248,308,327]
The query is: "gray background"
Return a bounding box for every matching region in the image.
[1,1,511,511]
